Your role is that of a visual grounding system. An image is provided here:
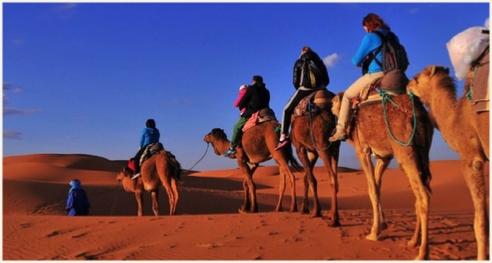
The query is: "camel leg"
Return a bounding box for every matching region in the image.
[400,162,430,260]
[170,179,179,215]
[135,191,144,217]
[374,157,392,230]
[355,147,383,241]
[462,157,489,260]
[240,179,251,212]
[285,168,298,213]
[274,169,286,212]
[305,151,321,218]
[161,179,176,216]
[150,190,159,216]
[319,150,340,226]
[275,161,297,213]
[296,149,316,214]
[408,201,421,247]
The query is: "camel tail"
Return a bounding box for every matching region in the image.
[165,151,184,185]
[284,143,304,173]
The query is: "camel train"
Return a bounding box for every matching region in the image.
[115,46,489,262]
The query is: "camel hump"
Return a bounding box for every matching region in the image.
[313,89,335,110]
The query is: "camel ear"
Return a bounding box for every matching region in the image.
[332,94,340,104]
[445,67,450,74]
[429,66,437,77]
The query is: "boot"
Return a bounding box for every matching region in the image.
[329,128,348,142]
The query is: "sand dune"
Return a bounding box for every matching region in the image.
[2,153,489,260]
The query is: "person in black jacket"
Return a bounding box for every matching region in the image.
[224,75,271,157]
[275,46,329,150]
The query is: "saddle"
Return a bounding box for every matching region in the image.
[291,89,335,121]
[242,108,277,132]
[466,46,489,113]
[357,69,409,106]
[139,142,165,166]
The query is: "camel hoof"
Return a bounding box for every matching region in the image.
[327,220,341,227]
[366,233,382,241]
[310,212,322,218]
[238,208,247,214]
[274,206,283,212]
[413,255,427,260]
[407,239,418,247]
[289,208,298,213]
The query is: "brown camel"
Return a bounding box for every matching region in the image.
[331,90,434,260]
[203,121,303,213]
[115,150,182,216]
[289,90,342,226]
[407,65,489,260]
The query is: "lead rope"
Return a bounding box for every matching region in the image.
[109,183,120,216]
[378,89,417,146]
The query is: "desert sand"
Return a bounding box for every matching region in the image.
[2,153,489,260]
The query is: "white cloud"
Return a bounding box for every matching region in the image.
[3,83,41,116]
[323,53,339,68]
[54,3,78,11]
[3,130,22,140]
[11,39,26,46]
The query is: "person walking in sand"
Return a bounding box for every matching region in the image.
[66,179,91,216]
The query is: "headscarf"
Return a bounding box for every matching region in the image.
[69,179,82,193]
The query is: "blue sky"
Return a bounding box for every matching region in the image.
[3,2,490,171]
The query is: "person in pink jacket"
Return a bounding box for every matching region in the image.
[225,84,248,157]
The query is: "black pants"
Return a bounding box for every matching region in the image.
[280,89,317,135]
[133,146,147,174]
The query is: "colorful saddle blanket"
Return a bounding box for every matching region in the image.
[466,46,489,113]
[292,89,335,120]
[242,108,277,132]
[139,142,165,166]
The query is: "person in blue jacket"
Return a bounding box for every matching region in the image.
[132,118,160,179]
[329,13,397,142]
[66,179,90,216]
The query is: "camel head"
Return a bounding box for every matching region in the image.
[330,91,344,117]
[407,65,452,100]
[204,128,228,144]
[116,167,133,182]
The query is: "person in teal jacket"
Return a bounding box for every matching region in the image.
[132,119,160,179]
[66,179,90,216]
[329,13,397,142]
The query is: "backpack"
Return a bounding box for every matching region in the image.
[372,31,410,73]
[302,58,324,88]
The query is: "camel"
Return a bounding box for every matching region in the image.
[115,150,182,216]
[407,65,489,260]
[331,90,434,260]
[289,90,342,226]
[203,121,303,213]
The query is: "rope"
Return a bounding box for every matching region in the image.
[307,102,333,152]
[184,143,209,172]
[378,88,417,147]
[109,184,120,216]
[466,66,478,100]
